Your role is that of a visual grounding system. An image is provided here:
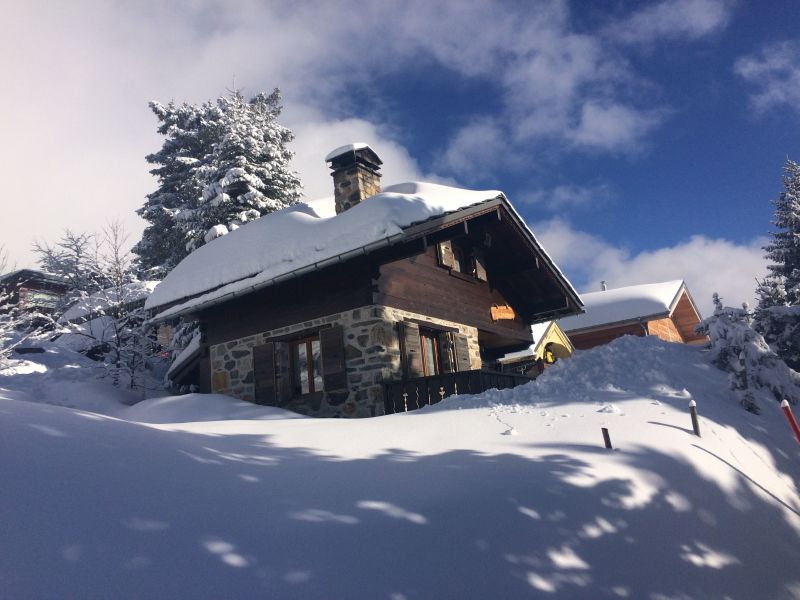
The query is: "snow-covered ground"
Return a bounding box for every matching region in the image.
[1,337,799,599]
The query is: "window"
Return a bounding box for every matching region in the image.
[437,239,487,281]
[290,336,323,395]
[419,328,442,376]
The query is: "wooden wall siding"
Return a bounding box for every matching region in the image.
[374,245,531,347]
[671,292,707,343]
[646,317,684,343]
[568,323,647,350]
[204,261,374,347]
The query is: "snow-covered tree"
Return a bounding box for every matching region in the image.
[134,88,301,273]
[51,222,161,388]
[754,159,800,369]
[697,293,800,413]
[134,100,224,276]
[33,230,106,308]
[193,89,301,249]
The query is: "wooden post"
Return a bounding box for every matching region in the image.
[601,427,612,449]
[781,400,800,444]
[689,400,701,437]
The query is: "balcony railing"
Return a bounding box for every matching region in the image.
[383,369,536,414]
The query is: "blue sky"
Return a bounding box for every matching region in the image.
[2,0,799,314]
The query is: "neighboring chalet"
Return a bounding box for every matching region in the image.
[558,280,707,350]
[498,320,574,375]
[0,269,68,314]
[145,144,583,417]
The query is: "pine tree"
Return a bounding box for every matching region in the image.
[134,88,301,273]
[763,159,800,302]
[754,159,800,369]
[133,100,223,276]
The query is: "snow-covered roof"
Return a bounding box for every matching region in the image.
[0,269,68,286]
[59,281,159,323]
[558,280,685,333]
[146,182,503,316]
[146,180,581,322]
[324,143,371,162]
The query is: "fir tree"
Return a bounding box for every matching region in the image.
[134,89,301,273]
[754,159,800,369]
[133,100,223,276]
[763,159,800,302]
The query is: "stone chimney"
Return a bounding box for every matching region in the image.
[325,143,382,214]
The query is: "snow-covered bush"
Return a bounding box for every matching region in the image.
[697,293,800,412]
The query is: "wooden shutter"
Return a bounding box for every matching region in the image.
[274,341,292,403]
[439,332,456,373]
[473,248,488,281]
[320,325,348,391]
[253,343,276,405]
[399,321,424,378]
[453,333,472,372]
[437,241,456,269]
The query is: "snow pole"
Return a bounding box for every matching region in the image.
[781,400,800,444]
[601,427,612,449]
[689,400,701,437]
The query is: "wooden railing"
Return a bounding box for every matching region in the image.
[383,369,536,414]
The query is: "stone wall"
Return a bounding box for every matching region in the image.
[332,164,382,214]
[209,304,480,418]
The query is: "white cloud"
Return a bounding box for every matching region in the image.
[568,102,665,151]
[288,113,425,200]
[605,0,733,45]
[735,40,800,114]
[434,118,511,179]
[532,218,767,317]
[521,184,614,210]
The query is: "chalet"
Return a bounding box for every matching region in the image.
[145,144,583,417]
[498,320,574,375]
[0,269,68,314]
[558,280,707,350]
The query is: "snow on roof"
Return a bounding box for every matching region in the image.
[498,321,563,363]
[0,269,68,285]
[324,143,371,162]
[59,281,159,323]
[146,182,502,316]
[166,333,202,380]
[558,280,685,333]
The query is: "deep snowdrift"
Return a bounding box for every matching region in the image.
[1,337,799,599]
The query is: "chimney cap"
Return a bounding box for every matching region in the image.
[325,143,382,166]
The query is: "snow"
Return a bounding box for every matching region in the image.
[324,142,371,162]
[559,280,685,332]
[59,281,159,323]
[146,181,503,317]
[1,336,799,598]
[501,321,554,362]
[166,332,201,379]
[203,224,228,243]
